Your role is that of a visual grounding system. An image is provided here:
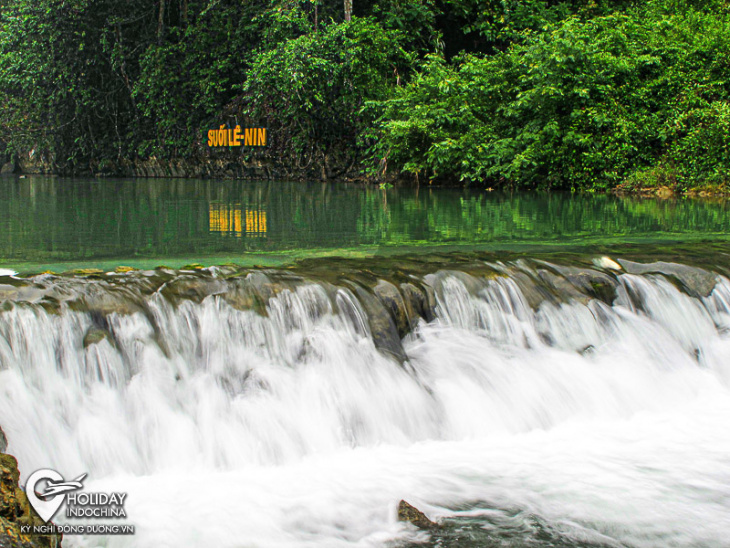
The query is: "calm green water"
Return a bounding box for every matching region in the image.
[1,176,728,272]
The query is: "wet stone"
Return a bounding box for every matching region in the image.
[503,270,557,310]
[400,282,436,324]
[373,280,410,339]
[617,260,718,298]
[398,500,438,529]
[537,263,619,304]
[82,328,112,348]
[160,275,227,304]
[349,284,407,363]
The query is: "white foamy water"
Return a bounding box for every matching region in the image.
[1,270,730,547]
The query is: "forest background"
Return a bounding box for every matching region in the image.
[0,0,728,192]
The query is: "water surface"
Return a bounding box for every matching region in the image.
[1,177,728,272]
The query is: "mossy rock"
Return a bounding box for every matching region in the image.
[160,276,226,304]
[82,328,112,348]
[70,268,104,276]
[114,266,136,273]
[397,500,438,529]
[0,453,62,548]
[180,263,205,271]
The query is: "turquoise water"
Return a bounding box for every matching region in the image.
[0,176,728,272]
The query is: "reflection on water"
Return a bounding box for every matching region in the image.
[209,203,267,237]
[0,176,729,266]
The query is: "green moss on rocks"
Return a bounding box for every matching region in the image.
[397,500,437,529]
[0,454,62,548]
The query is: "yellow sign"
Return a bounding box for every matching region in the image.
[207,125,267,147]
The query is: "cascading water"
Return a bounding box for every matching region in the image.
[1,256,729,548]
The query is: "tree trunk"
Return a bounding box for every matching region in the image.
[157,0,165,43]
[344,0,352,22]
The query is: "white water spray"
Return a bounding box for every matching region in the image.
[1,266,729,547]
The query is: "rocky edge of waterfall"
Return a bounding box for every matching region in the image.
[0,448,62,548]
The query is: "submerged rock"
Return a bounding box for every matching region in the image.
[397,500,438,529]
[0,454,62,547]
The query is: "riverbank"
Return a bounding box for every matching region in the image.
[2,164,728,199]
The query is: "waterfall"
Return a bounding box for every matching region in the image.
[1,258,729,547]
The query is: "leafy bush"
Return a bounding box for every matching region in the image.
[371,2,730,189]
[242,18,412,174]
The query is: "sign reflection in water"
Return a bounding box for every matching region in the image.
[209,203,267,238]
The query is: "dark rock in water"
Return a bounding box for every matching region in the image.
[349,284,408,363]
[0,428,6,453]
[243,272,292,306]
[67,286,147,317]
[400,282,436,325]
[617,260,718,298]
[82,328,112,349]
[373,280,410,339]
[536,263,619,305]
[505,269,557,310]
[536,269,588,303]
[0,454,62,547]
[160,275,227,304]
[220,284,261,312]
[398,500,437,529]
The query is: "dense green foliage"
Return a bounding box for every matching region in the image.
[374,2,730,189]
[0,0,728,190]
[243,18,409,178]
